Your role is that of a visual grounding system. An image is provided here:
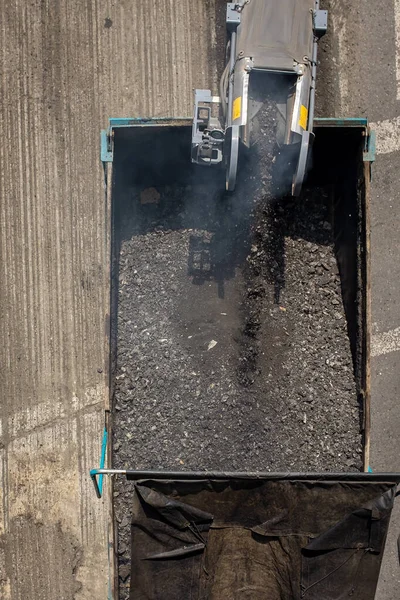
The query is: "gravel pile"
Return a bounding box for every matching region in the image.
[112,100,362,596]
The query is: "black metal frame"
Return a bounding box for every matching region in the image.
[90,468,400,499]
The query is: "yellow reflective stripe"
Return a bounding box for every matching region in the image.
[232,97,241,121]
[299,105,308,130]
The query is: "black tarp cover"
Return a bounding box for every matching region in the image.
[129,478,397,599]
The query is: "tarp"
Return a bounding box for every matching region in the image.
[129,478,397,599]
[238,0,314,71]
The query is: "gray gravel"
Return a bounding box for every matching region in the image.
[112,101,362,596]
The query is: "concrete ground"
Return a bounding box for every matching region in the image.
[0,0,398,598]
[0,0,223,597]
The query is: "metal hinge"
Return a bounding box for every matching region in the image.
[101,129,113,163]
[363,129,376,162]
[314,9,328,37]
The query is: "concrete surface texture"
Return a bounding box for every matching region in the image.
[0,0,399,598]
[0,0,223,597]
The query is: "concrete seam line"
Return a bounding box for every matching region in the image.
[395,0,400,100]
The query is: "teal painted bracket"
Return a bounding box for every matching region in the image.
[101,129,113,163]
[364,129,376,163]
[109,116,190,128]
[98,428,108,497]
[313,117,368,127]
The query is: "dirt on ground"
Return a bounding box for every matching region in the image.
[112,98,362,596]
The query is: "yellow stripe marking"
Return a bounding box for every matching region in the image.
[299,105,308,130]
[232,97,241,121]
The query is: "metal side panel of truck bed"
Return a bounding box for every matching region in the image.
[101,116,373,469]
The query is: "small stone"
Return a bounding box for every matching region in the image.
[319,274,331,286]
[119,564,131,582]
[120,515,130,529]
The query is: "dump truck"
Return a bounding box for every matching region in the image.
[91,3,399,599]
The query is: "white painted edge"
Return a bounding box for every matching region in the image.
[370,117,400,155]
[371,326,400,357]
